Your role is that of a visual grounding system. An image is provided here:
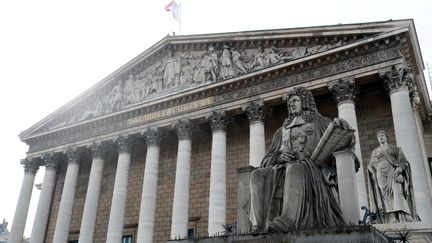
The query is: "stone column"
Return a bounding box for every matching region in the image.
[29,154,57,243]
[380,64,432,222]
[170,121,193,240]
[137,129,161,243]
[106,136,132,243]
[207,111,230,236]
[242,101,266,167]
[328,78,368,215]
[52,149,81,243]
[334,151,360,224]
[78,142,105,243]
[8,159,40,243]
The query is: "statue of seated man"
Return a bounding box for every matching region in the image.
[249,86,351,233]
[368,130,420,223]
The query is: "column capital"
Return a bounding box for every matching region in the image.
[144,128,161,147]
[328,77,359,104]
[89,141,105,159]
[207,111,232,132]
[173,120,194,141]
[116,135,132,153]
[21,158,40,174]
[65,148,82,165]
[242,100,266,123]
[380,64,414,94]
[42,153,58,170]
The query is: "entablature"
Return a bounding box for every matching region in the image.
[23,32,407,156]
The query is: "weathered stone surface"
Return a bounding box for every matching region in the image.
[166,226,389,243]
[26,44,401,154]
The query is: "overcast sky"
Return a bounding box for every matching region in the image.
[1,0,431,238]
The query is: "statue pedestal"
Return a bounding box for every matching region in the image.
[334,150,360,224]
[373,222,432,243]
[166,226,389,243]
[236,166,255,233]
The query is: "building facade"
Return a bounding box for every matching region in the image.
[9,20,432,243]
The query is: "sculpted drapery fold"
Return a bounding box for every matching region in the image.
[368,130,420,223]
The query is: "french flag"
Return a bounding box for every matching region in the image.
[165,0,180,22]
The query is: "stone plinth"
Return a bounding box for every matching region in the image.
[236,166,255,233]
[166,226,389,243]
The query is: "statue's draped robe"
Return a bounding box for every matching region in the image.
[368,144,419,223]
[250,113,345,232]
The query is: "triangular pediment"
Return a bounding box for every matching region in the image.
[20,19,420,141]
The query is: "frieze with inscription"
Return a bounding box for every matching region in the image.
[42,41,346,131]
[27,45,400,153]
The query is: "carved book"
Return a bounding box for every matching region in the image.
[311,119,355,166]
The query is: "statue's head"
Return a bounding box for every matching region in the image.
[285,87,317,116]
[208,45,215,53]
[376,130,388,143]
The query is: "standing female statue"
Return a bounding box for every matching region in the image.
[368,130,420,223]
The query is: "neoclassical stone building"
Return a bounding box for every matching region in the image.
[9,19,432,243]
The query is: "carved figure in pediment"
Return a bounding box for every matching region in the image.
[124,74,139,105]
[77,97,104,121]
[306,40,343,55]
[180,58,194,85]
[193,56,206,84]
[231,47,249,75]
[266,46,291,66]
[163,49,180,88]
[220,45,235,79]
[134,75,145,101]
[202,45,219,82]
[252,45,267,71]
[290,46,307,59]
[108,81,124,112]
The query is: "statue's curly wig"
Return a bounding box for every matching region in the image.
[284,86,317,114]
[283,86,321,126]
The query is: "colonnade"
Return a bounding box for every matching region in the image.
[8,66,432,242]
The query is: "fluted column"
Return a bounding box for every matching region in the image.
[328,77,367,216]
[79,142,105,243]
[106,136,132,243]
[380,64,432,222]
[170,121,193,240]
[207,111,231,236]
[8,159,40,243]
[53,149,81,243]
[29,154,58,243]
[137,129,161,243]
[242,101,266,167]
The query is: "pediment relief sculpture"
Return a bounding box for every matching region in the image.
[44,40,345,131]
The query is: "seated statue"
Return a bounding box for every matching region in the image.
[249,86,351,233]
[368,130,420,223]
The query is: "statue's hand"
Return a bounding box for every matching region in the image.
[395,166,403,174]
[280,149,298,163]
[333,118,351,130]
